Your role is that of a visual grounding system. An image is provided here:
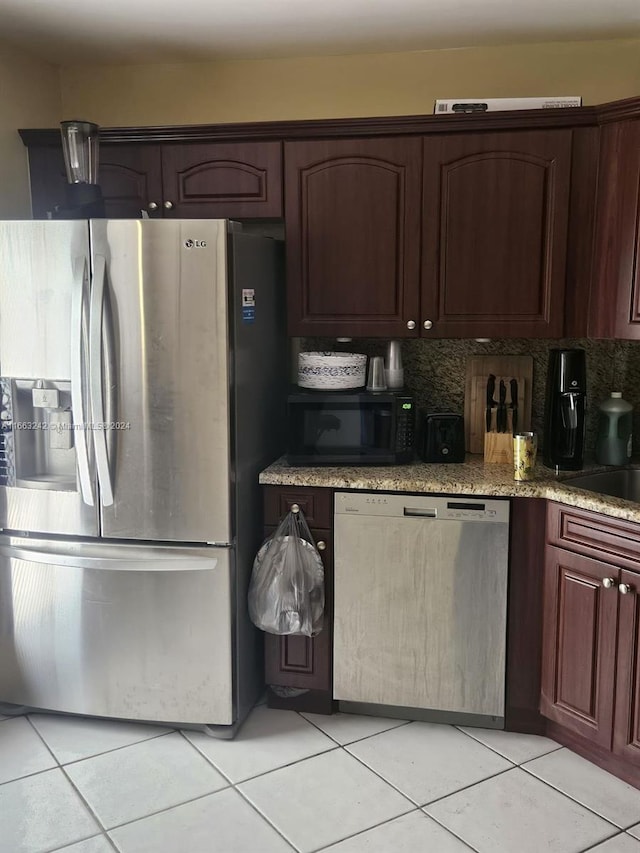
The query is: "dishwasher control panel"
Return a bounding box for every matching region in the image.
[334,492,510,523]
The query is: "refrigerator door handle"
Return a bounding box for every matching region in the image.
[70,256,94,506]
[89,253,114,507]
[0,544,217,571]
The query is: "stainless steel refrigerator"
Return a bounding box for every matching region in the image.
[0,219,286,736]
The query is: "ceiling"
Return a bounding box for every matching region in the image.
[1,0,639,65]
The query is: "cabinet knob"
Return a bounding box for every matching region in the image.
[406,320,416,330]
[316,540,326,551]
[163,200,174,210]
[619,583,633,595]
[602,577,615,589]
[290,503,300,514]
[147,202,159,211]
[423,320,433,330]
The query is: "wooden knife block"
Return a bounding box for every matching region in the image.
[484,432,514,464]
[478,373,525,463]
[465,356,533,456]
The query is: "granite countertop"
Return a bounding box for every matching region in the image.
[259,456,640,525]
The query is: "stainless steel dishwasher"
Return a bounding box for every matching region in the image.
[333,492,510,728]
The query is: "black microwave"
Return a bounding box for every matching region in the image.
[286,389,415,465]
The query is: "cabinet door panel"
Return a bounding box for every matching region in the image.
[590,121,640,339]
[614,570,640,765]
[264,528,332,692]
[285,138,422,337]
[99,145,163,218]
[540,546,618,748]
[26,146,68,219]
[161,142,282,218]
[422,131,571,338]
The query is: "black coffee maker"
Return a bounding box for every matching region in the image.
[543,348,587,470]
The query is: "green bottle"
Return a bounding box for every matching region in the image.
[595,392,633,466]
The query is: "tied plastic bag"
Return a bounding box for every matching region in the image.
[248,508,324,637]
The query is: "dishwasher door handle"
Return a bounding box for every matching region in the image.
[403,507,437,518]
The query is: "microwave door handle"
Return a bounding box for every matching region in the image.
[89,254,114,507]
[70,255,94,506]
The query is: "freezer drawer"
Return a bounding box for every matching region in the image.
[0,537,233,725]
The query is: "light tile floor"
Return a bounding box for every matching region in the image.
[1,705,640,853]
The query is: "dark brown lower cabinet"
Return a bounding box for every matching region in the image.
[614,572,640,762]
[540,546,619,748]
[262,486,334,714]
[542,502,640,785]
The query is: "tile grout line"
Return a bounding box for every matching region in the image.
[177,737,300,853]
[450,728,634,832]
[412,810,484,853]
[0,720,174,788]
[296,710,413,748]
[180,725,453,853]
[9,708,637,853]
[309,806,480,853]
[179,726,341,787]
[419,764,517,810]
[453,724,565,765]
[59,762,114,837]
[25,714,60,766]
[47,832,119,853]
[28,717,176,768]
[308,807,424,853]
[518,760,636,832]
[231,781,301,852]
[0,764,62,788]
[577,830,632,853]
[104,788,236,834]
[86,732,296,850]
[342,735,518,811]
[341,741,439,808]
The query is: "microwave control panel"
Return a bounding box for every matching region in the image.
[394,396,415,454]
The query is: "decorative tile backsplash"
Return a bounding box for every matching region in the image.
[304,338,640,456]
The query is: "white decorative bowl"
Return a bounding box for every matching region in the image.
[298,351,367,390]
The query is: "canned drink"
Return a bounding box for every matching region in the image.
[513,432,538,481]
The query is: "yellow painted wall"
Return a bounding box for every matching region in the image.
[0,42,62,217]
[60,37,640,127]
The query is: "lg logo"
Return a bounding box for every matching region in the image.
[184,239,207,249]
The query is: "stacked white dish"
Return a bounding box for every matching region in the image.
[298,352,367,389]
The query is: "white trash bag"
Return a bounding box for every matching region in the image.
[248,508,324,636]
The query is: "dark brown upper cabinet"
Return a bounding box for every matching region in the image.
[284,137,422,338]
[25,143,163,219]
[161,142,282,218]
[100,145,163,218]
[25,144,68,219]
[24,140,282,220]
[422,130,572,338]
[590,120,640,339]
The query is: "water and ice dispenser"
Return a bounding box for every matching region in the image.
[0,378,76,490]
